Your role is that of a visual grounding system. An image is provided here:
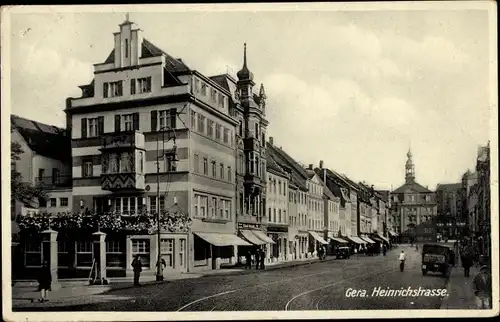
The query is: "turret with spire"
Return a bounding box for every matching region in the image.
[237,43,254,82]
[405,148,415,183]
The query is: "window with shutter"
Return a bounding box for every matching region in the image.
[169,109,176,129]
[133,113,140,131]
[98,116,104,135]
[151,110,158,132]
[131,79,136,95]
[115,115,121,133]
[81,118,87,138]
[103,83,109,98]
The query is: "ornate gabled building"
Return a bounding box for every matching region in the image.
[390,149,437,243]
[63,17,256,277]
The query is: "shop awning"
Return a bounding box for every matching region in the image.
[370,235,383,243]
[377,234,390,244]
[348,236,366,244]
[194,232,251,247]
[309,231,328,245]
[240,230,267,245]
[360,236,375,244]
[332,237,348,243]
[389,231,398,237]
[253,230,276,244]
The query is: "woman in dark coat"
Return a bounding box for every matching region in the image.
[37,261,52,302]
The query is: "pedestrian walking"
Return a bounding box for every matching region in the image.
[382,245,387,256]
[245,250,252,270]
[259,248,266,270]
[132,255,142,286]
[37,261,52,303]
[255,248,260,269]
[473,264,492,309]
[461,252,473,277]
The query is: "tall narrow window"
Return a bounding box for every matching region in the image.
[203,158,208,175]
[191,111,196,130]
[125,39,129,58]
[194,154,199,173]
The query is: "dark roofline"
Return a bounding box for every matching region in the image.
[11,114,66,132]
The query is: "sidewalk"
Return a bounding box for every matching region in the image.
[440,264,479,309]
[12,255,336,309]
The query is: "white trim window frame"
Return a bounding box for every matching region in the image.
[88,117,99,138]
[223,199,231,219]
[131,239,150,269]
[122,114,133,132]
[75,240,93,268]
[25,240,43,267]
[106,239,126,268]
[137,77,152,94]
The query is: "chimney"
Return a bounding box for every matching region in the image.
[308,164,313,170]
[269,137,274,145]
[319,160,324,169]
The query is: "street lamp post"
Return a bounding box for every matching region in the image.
[155,126,178,282]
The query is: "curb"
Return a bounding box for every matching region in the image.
[13,257,342,309]
[200,257,337,278]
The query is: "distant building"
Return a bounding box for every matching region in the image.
[435,183,466,240]
[11,114,72,216]
[390,149,437,243]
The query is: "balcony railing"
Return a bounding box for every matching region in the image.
[35,175,72,189]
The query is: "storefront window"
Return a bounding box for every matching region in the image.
[131,239,150,269]
[25,240,42,267]
[76,240,93,268]
[106,239,126,268]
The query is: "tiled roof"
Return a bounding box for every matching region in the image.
[11,115,70,161]
[101,39,191,74]
[266,154,287,177]
[142,38,191,73]
[392,181,432,194]
[266,143,308,190]
[209,75,231,91]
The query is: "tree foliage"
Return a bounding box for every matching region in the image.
[11,139,48,207]
[16,209,193,234]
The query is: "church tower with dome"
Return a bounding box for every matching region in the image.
[389,149,438,243]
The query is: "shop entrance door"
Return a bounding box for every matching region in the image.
[160,238,175,272]
[178,239,186,271]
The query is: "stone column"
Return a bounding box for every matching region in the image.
[91,231,108,285]
[41,229,60,291]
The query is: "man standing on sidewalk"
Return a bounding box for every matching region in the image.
[132,255,142,286]
[472,264,492,309]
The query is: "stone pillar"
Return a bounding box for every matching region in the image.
[41,229,60,291]
[91,231,109,285]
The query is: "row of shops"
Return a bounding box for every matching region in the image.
[11,223,399,281]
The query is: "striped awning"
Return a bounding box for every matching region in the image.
[309,231,328,245]
[253,230,276,244]
[194,232,251,247]
[332,237,348,244]
[348,236,366,244]
[240,230,267,245]
[360,236,376,244]
[377,234,390,244]
[389,231,399,237]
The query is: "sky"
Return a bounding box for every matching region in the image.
[7,4,495,191]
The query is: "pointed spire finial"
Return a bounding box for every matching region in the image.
[243,43,247,67]
[237,42,254,81]
[125,13,130,22]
